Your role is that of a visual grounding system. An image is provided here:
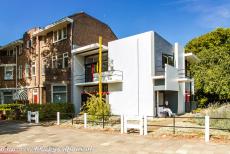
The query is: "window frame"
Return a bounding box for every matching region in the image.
[32,61,36,76]
[25,63,30,78]
[4,66,14,80]
[52,56,57,68]
[51,84,67,103]
[42,59,47,75]
[53,27,67,43]
[63,52,68,68]
[18,65,23,79]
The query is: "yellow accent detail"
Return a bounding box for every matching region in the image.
[99,36,103,101]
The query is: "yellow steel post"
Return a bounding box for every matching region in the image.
[99,36,103,101]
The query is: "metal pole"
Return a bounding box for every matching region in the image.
[98,36,103,101]
[72,113,74,125]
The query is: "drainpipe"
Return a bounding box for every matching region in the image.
[16,45,18,98]
[38,35,42,104]
[70,21,73,104]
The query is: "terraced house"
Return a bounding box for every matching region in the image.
[0,12,117,104]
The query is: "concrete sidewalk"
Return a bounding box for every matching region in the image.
[0,121,229,154]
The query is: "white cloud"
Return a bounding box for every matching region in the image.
[171,0,230,28]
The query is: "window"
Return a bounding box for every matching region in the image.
[26,39,32,48]
[4,66,14,80]
[63,53,68,68]
[53,27,67,43]
[3,92,13,104]
[52,56,57,68]
[63,27,67,38]
[19,45,23,55]
[42,59,47,75]
[13,47,17,56]
[162,53,174,68]
[26,40,30,48]
[53,31,57,42]
[25,64,30,78]
[18,65,22,79]
[32,61,36,76]
[7,49,15,56]
[52,85,67,103]
[57,55,63,69]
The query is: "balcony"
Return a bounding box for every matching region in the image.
[74,70,123,86]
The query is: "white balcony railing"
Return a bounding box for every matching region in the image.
[74,70,123,86]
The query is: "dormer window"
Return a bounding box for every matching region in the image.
[53,27,67,43]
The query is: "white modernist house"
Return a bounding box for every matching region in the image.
[72,31,198,116]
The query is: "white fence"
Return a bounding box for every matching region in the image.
[27,111,39,124]
[54,112,212,142]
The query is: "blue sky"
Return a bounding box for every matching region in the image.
[1,0,230,46]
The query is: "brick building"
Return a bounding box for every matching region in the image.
[0,12,117,104]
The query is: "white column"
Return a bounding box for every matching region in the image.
[139,116,143,135]
[84,113,87,128]
[143,115,147,135]
[57,112,60,125]
[27,111,31,122]
[205,116,210,142]
[35,111,39,124]
[120,114,124,134]
[124,115,127,133]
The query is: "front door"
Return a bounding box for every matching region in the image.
[85,63,97,82]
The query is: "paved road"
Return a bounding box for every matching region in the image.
[0,121,230,154]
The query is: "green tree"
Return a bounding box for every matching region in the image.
[185,28,230,104]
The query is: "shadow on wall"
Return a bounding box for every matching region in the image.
[109,83,123,92]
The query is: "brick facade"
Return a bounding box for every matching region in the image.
[0,12,117,104]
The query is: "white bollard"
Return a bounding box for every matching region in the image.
[57,112,60,125]
[140,116,143,135]
[27,111,31,122]
[84,113,87,128]
[35,111,39,124]
[205,116,209,142]
[124,115,127,133]
[144,115,147,135]
[120,114,124,134]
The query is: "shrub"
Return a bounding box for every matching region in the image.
[0,103,25,120]
[194,103,230,131]
[198,97,208,108]
[81,94,111,121]
[0,103,74,121]
[24,103,74,121]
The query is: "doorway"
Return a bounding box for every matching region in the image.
[85,63,98,82]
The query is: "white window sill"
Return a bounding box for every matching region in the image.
[53,37,67,44]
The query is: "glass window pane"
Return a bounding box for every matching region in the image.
[54,31,57,42]
[53,93,67,103]
[53,86,67,92]
[64,57,68,68]
[63,27,67,38]
[58,30,62,40]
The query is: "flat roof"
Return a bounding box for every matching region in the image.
[33,17,73,36]
[72,43,108,56]
[0,39,23,50]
